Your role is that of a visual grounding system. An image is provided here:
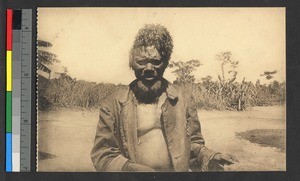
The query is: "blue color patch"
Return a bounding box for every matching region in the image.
[6,133,12,172]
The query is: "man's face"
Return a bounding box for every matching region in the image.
[132,46,167,83]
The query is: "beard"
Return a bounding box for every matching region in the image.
[133,78,166,104]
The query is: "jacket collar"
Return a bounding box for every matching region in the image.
[165,81,179,101]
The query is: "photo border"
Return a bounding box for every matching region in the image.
[0,0,299,181]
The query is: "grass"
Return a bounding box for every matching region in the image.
[236,129,286,152]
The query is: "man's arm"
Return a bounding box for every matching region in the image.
[187,97,239,171]
[186,97,219,171]
[90,105,129,171]
[91,99,155,172]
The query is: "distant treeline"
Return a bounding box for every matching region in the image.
[38,74,285,111]
[38,74,128,110]
[184,78,285,111]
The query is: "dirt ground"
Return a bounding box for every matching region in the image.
[37,105,286,172]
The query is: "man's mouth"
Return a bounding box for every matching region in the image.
[144,77,155,80]
[142,70,156,81]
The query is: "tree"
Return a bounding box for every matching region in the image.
[214,51,256,111]
[168,59,202,104]
[214,51,239,102]
[37,40,61,79]
[37,40,68,79]
[216,51,239,85]
[168,59,202,85]
[37,40,60,66]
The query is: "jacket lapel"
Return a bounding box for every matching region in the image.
[119,91,139,162]
[162,84,190,171]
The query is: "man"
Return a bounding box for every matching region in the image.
[91,24,238,172]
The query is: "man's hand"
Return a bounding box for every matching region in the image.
[122,161,155,172]
[208,153,239,171]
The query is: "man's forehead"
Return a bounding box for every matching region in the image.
[132,46,161,60]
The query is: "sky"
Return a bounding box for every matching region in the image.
[38,8,285,85]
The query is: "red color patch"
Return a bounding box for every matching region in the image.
[6,9,12,50]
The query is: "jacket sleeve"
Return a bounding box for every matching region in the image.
[187,97,219,171]
[90,105,128,172]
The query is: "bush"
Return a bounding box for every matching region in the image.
[38,74,285,111]
[174,80,285,111]
[38,75,128,110]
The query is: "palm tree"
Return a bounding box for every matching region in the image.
[37,40,60,79]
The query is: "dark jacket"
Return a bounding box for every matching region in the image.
[91,80,217,172]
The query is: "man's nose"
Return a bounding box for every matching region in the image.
[145,63,154,70]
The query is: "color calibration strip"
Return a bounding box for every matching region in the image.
[6,9,32,172]
[6,9,13,172]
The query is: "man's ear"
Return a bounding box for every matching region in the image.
[129,49,134,69]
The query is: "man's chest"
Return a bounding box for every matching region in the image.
[136,104,162,137]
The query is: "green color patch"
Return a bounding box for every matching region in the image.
[6,92,12,132]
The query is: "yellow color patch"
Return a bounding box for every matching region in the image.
[6,51,12,91]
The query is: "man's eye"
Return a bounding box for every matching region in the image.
[152,60,163,66]
[136,60,148,66]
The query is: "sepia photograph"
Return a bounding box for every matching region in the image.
[37,8,286,172]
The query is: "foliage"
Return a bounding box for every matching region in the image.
[37,40,60,65]
[252,80,286,106]
[38,75,128,110]
[216,51,239,84]
[168,60,202,84]
[181,80,285,111]
[38,74,285,111]
[37,40,53,47]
